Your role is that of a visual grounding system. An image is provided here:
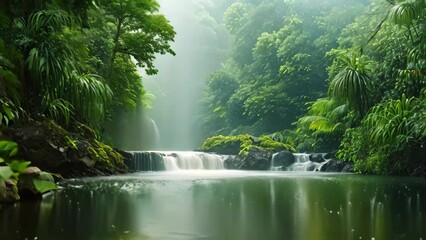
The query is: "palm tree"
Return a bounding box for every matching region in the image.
[329,52,374,115]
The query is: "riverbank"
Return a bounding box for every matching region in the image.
[0,120,133,203]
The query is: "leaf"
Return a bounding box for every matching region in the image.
[0,141,18,158]
[0,166,14,180]
[33,179,59,193]
[0,157,4,163]
[9,160,31,174]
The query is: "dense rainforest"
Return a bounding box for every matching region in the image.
[0,0,425,199]
[199,0,425,175]
[0,0,176,200]
[0,0,175,131]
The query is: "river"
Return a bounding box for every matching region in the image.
[1,171,425,240]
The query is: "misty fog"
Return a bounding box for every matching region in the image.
[141,0,231,150]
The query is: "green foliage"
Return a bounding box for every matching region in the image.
[200,0,365,138]
[201,134,253,155]
[0,140,58,196]
[0,140,26,181]
[201,134,295,155]
[257,135,296,152]
[337,95,425,175]
[295,98,352,152]
[33,179,59,193]
[388,0,424,27]
[0,0,175,136]
[329,52,375,115]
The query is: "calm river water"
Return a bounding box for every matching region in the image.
[1,171,425,240]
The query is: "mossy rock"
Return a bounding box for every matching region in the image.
[88,140,125,170]
[0,180,19,203]
[1,120,128,178]
[200,134,295,155]
[200,134,253,155]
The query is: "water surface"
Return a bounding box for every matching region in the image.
[1,171,425,240]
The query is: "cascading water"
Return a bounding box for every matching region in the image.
[130,151,228,171]
[290,153,327,171]
[271,153,329,171]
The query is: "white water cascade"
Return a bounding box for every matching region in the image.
[271,153,329,171]
[130,151,228,171]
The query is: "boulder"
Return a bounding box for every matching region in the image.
[342,163,355,173]
[320,159,354,172]
[18,167,56,198]
[223,155,241,169]
[323,152,336,160]
[0,180,19,203]
[1,120,129,179]
[309,153,325,163]
[224,149,273,170]
[271,151,295,168]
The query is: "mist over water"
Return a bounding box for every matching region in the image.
[141,0,230,150]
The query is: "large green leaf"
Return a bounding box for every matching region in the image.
[9,160,31,174]
[0,166,14,180]
[0,140,18,158]
[33,179,59,193]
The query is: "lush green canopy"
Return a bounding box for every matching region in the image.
[0,0,175,132]
[200,0,425,175]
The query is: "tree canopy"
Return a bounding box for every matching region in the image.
[200,0,425,175]
[0,0,175,132]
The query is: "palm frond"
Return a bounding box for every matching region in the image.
[389,0,424,26]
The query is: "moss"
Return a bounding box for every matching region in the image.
[88,140,125,169]
[200,134,253,155]
[258,136,296,152]
[201,134,295,155]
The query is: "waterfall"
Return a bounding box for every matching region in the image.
[130,152,165,171]
[129,151,226,171]
[271,153,329,172]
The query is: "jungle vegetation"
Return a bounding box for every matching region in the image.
[0,0,424,176]
[0,0,175,133]
[200,0,425,175]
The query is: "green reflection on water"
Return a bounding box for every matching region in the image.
[1,172,425,240]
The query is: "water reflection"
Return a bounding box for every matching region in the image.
[1,172,425,240]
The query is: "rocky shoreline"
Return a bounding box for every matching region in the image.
[0,120,133,203]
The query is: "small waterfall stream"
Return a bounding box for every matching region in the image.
[271,153,329,171]
[130,151,332,172]
[129,151,228,171]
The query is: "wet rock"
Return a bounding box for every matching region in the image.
[18,167,56,198]
[323,152,336,160]
[0,180,20,203]
[223,155,241,169]
[309,153,325,163]
[320,159,353,172]
[241,149,273,170]
[224,149,273,170]
[1,120,129,179]
[305,162,317,171]
[342,163,355,173]
[272,151,295,168]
